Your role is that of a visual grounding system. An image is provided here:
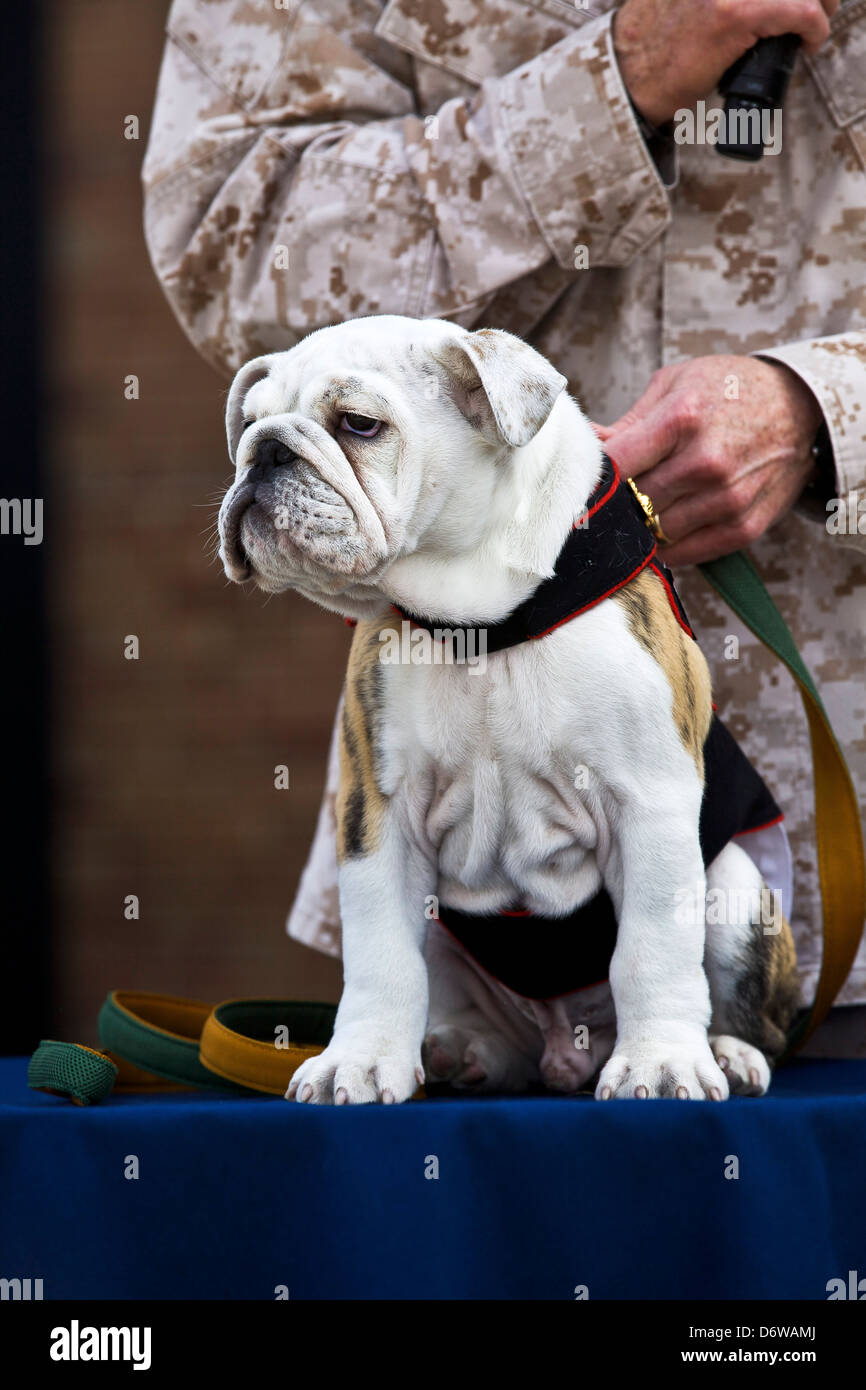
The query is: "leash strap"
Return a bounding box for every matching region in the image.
[28,992,337,1104]
[699,551,866,1050]
[200,999,340,1094]
[98,992,246,1092]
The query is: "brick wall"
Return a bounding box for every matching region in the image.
[46,0,343,1041]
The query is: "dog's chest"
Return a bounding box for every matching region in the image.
[378,639,613,905]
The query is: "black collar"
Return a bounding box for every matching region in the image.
[393,456,666,655]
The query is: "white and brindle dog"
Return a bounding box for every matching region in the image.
[218,315,799,1104]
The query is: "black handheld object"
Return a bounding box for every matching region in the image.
[716,34,801,160]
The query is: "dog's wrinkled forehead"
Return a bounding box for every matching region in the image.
[246,364,397,421]
[227,316,569,462]
[247,320,439,418]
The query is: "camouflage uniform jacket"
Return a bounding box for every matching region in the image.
[143,0,866,1005]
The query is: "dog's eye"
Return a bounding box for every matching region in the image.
[242,418,257,431]
[339,412,382,438]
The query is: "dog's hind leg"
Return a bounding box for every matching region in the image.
[529,989,617,1094]
[423,922,541,1092]
[703,840,801,1096]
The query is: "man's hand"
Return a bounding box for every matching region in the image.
[613,0,838,127]
[595,356,824,567]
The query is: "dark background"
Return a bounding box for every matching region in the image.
[3,1,343,1053]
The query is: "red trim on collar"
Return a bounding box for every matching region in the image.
[734,812,785,836]
[573,454,621,528]
[530,547,658,640]
[648,561,695,639]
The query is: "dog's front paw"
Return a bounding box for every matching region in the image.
[709,1034,771,1096]
[287,1030,422,1105]
[595,1032,729,1101]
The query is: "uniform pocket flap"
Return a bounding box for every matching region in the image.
[805,0,866,127]
[373,0,594,85]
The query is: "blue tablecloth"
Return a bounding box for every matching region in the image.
[2,1055,865,1300]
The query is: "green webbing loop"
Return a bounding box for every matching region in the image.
[28,1041,117,1105]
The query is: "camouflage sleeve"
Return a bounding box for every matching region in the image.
[142,1,672,376]
[754,334,866,553]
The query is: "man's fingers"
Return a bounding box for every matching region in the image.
[754,0,832,53]
[654,482,746,542]
[658,493,771,567]
[662,524,752,569]
[602,402,683,479]
[623,454,704,515]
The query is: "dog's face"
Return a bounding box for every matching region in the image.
[218,316,567,617]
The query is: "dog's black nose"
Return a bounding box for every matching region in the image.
[253,437,295,471]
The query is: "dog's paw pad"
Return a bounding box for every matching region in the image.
[422,1027,467,1081]
[709,1034,770,1096]
[539,1042,599,1095]
[422,1027,487,1088]
[287,1038,419,1105]
[594,1037,729,1101]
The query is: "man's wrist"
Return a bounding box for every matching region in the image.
[805,420,837,506]
[629,97,673,148]
[613,9,676,126]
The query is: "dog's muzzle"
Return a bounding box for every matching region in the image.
[220,437,297,580]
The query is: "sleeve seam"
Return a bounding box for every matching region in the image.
[145,132,262,199]
[167,1,304,116]
[166,32,249,112]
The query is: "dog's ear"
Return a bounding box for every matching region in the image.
[225,356,274,464]
[431,327,568,448]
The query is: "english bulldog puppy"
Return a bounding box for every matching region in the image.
[218,316,800,1103]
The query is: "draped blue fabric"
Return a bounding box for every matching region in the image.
[2,1055,864,1300]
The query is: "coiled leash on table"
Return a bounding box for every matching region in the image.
[28,994,339,1106]
[28,531,865,1102]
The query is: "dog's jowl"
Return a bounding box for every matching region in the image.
[218,316,799,1102]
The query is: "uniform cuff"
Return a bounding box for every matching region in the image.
[754,337,866,534]
[488,12,673,270]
